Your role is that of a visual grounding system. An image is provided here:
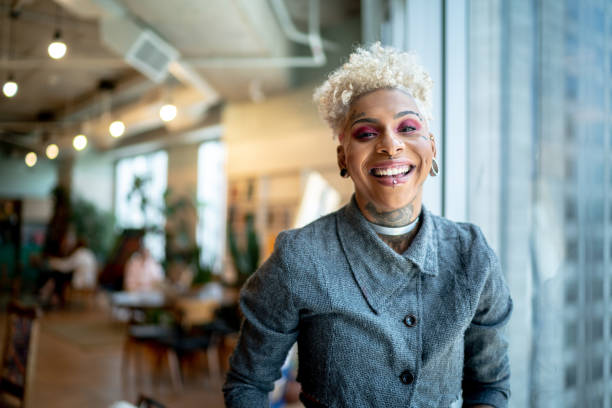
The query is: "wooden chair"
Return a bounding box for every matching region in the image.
[0,301,41,408]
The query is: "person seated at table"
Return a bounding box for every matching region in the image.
[40,238,97,306]
[124,247,164,292]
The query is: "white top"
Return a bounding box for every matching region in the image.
[49,247,98,289]
[124,252,164,292]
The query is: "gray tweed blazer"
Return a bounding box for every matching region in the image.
[223,198,512,408]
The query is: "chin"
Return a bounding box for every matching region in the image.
[370,188,419,211]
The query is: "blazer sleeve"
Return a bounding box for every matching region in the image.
[462,245,513,408]
[223,233,300,407]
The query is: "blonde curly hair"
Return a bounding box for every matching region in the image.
[313,43,434,137]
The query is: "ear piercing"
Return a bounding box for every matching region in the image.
[340,168,349,178]
[430,158,439,177]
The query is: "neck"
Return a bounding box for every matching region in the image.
[355,196,423,254]
[376,227,420,254]
[359,198,421,227]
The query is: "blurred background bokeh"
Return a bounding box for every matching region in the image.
[0,0,609,407]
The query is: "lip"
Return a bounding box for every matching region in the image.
[368,159,416,186]
[368,159,413,171]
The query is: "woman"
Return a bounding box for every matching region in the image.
[223,43,512,408]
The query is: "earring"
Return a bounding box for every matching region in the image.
[429,158,439,177]
[340,168,348,178]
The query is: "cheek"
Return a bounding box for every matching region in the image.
[344,144,367,169]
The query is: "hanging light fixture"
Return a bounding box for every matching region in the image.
[2,75,18,98]
[48,5,67,60]
[46,143,59,159]
[3,9,18,97]
[159,104,177,122]
[109,120,125,138]
[25,152,37,167]
[48,30,67,59]
[73,134,87,151]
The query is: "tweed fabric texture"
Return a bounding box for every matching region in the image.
[223,198,512,408]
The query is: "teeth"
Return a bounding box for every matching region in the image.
[372,165,412,176]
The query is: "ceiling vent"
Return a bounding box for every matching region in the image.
[125,30,179,83]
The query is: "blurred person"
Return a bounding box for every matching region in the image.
[48,238,98,289]
[224,43,512,408]
[40,237,97,306]
[124,247,164,292]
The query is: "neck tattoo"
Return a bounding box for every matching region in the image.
[364,201,416,227]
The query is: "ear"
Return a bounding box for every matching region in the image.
[337,144,347,171]
[429,132,437,157]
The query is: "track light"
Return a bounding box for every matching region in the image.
[25,152,37,167]
[2,75,18,98]
[109,120,125,138]
[48,30,67,60]
[73,134,87,151]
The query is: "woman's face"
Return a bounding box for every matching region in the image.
[338,88,436,218]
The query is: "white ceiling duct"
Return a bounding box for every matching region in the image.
[101,18,179,84]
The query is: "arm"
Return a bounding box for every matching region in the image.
[223,240,299,408]
[48,253,78,273]
[462,250,513,408]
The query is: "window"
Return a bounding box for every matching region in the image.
[196,140,226,273]
[115,150,168,260]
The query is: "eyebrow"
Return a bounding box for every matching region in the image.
[351,117,381,127]
[394,110,422,120]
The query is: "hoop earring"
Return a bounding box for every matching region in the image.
[340,168,348,178]
[429,158,439,177]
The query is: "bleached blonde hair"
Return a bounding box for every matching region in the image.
[313,43,434,137]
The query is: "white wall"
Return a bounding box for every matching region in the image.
[0,156,57,198]
[72,150,115,212]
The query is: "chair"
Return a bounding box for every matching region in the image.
[136,394,166,408]
[0,301,42,408]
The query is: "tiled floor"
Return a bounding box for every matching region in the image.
[9,303,226,408]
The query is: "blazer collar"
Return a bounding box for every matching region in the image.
[336,196,439,314]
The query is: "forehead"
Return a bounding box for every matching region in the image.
[348,88,420,118]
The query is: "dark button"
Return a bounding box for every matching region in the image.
[403,314,417,327]
[400,370,414,385]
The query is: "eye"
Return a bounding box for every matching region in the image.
[397,119,420,134]
[398,125,416,133]
[352,127,379,140]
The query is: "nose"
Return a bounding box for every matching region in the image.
[376,129,403,156]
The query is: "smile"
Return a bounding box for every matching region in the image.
[369,164,416,177]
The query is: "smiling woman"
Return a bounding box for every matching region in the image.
[223,43,512,408]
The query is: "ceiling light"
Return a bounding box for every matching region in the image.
[73,134,87,151]
[109,120,125,138]
[46,143,59,159]
[48,30,67,60]
[25,152,37,167]
[2,76,18,98]
[159,104,177,122]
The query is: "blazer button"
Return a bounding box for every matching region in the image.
[403,314,417,327]
[400,370,414,385]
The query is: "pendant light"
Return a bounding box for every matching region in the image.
[46,143,59,159]
[48,30,67,59]
[2,75,17,98]
[3,8,18,97]
[73,134,87,151]
[109,120,125,138]
[48,5,67,60]
[25,152,37,167]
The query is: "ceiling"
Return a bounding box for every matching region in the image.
[0,0,359,155]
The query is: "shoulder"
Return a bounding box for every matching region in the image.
[428,212,498,276]
[273,210,339,260]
